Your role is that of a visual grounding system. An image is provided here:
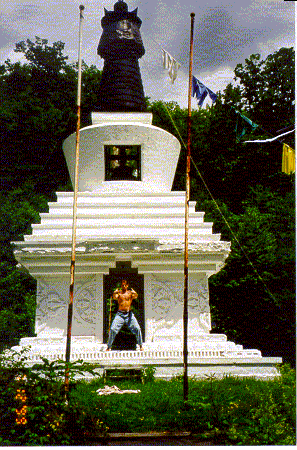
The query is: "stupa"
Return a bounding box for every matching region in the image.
[12,0,281,378]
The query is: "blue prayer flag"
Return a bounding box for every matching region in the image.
[192,76,217,106]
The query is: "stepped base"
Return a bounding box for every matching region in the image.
[11,335,282,380]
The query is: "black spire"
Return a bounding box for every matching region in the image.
[96,0,146,112]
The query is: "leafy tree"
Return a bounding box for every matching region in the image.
[0,37,102,194]
[0,183,52,351]
[234,47,295,142]
[202,186,295,366]
[0,41,295,368]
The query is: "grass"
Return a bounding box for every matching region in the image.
[69,365,296,445]
[0,351,295,446]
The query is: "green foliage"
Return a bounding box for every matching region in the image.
[234,48,295,140]
[141,365,156,383]
[0,349,295,445]
[1,37,102,193]
[51,364,297,444]
[0,41,295,370]
[0,183,52,352]
[0,348,105,445]
[205,186,295,365]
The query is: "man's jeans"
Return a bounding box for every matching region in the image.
[107,310,143,349]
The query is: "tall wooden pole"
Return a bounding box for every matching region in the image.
[183,12,195,403]
[65,4,85,391]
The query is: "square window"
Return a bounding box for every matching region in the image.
[105,145,141,181]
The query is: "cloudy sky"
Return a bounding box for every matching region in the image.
[0,0,295,107]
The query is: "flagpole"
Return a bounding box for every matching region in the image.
[184,11,195,404]
[65,4,84,393]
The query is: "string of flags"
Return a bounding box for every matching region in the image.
[161,49,294,175]
[282,143,295,175]
[234,109,295,174]
[234,110,258,142]
[162,49,181,84]
[192,76,217,106]
[161,50,217,107]
[243,129,294,144]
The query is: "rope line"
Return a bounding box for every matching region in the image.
[148,91,279,303]
[189,156,277,303]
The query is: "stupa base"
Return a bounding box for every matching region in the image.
[10,335,282,380]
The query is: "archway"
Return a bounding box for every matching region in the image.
[103,262,144,350]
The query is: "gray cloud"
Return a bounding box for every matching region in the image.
[10,4,44,21]
[0,0,294,106]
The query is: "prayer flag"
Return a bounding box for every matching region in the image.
[192,76,217,106]
[234,110,258,142]
[162,49,181,84]
[282,143,295,174]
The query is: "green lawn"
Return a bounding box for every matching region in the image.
[1,352,295,446]
[70,367,295,445]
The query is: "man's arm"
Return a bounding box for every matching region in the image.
[130,288,138,300]
[113,288,120,300]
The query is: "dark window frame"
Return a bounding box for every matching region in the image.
[104,145,141,181]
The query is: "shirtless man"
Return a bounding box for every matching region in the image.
[106,280,143,351]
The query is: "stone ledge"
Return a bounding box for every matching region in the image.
[91,112,153,125]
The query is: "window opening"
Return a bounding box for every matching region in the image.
[105,145,141,181]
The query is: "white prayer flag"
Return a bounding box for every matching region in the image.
[162,49,181,84]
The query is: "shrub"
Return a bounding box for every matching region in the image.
[0,348,107,445]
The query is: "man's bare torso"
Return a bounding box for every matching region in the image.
[113,281,138,312]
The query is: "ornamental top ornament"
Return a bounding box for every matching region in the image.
[96,0,146,112]
[101,0,142,29]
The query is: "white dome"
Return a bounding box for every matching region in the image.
[63,113,181,193]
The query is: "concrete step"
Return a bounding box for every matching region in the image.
[33,217,212,229]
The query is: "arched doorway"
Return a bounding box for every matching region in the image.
[103,262,144,350]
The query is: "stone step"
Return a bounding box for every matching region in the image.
[34,217,212,228]
[53,193,195,207]
[43,207,202,218]
[56,191,187,199]
[24,228,221,241]
[47,201,198,211]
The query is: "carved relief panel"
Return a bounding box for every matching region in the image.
[146,274,211,343]
[36,276,98,337]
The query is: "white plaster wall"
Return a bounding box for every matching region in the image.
[94,274,104,342]
[63,123,180,193]
[35,277,68,337]
[144,273,211,346]
[34,266,211,347]
[35,275,100,338]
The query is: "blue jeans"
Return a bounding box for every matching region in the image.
[107,310,143,349]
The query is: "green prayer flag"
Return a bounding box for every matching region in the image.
[233,108,258,142]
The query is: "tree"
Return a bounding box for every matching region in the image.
[189,48,295,210]
[0,41,295,367]
[0,183,51,351]
[234,47,295,142]
[203,186,295,366]
[0,37,102,194]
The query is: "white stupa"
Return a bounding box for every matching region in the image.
[12,1,281,378]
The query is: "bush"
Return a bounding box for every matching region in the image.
[0,350,295,446]
[0,348,107,445]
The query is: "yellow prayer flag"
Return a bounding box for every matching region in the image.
[282,143,295,174]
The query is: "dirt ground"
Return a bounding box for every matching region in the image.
[86,432,215,446]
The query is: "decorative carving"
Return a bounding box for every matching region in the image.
[148,276,211,340]
[157,240,231,254]
[74,277,97,328]
[36,281,66,323]
[151,278,178,318]
[188,280,209,313]
[14,240,231,256]
[36,277,97,336]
